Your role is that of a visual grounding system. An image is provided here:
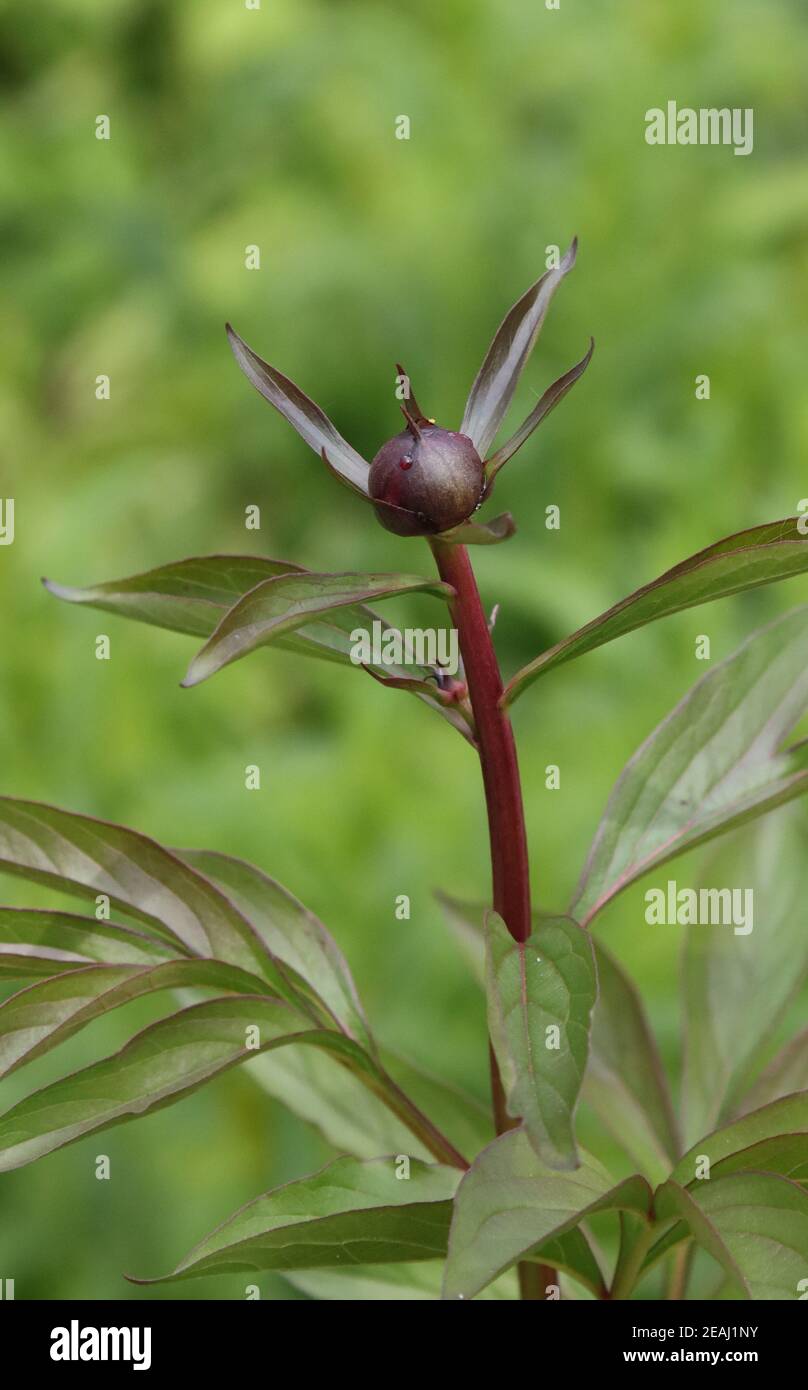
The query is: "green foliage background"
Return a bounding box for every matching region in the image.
[1,0,806,1298]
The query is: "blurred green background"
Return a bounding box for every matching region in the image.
[1,0,807,1299]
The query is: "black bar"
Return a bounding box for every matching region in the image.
[1,1296,799,1375]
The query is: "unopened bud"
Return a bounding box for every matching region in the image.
[369,424,484,536]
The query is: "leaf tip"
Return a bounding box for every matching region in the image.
[226,322,251,364]
[42,577,79,602]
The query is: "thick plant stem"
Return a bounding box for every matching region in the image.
[430,539,554,1300]
[430,541,531,944]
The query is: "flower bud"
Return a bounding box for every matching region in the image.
[368,424,485,536]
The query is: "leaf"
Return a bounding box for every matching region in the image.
[249,1046,414,1155]
[226,324,370,490]
[485,911,596,1169]
[0,907,175,977]
[285,1263,518,1301]
[611,1208,657,1298]
[571,606,808,926]
[642,1111,808,1272]
[436,513,516,546]
[642,1119,808,1273]
[460,239,578,459]
[0,958,271,1078]
[249,1042,488,1163]
[44,555,303,640]
[360,667,476,746]
[130,1155,460,1283]
[584,940,679,1182]
[527,1227,606,1298]
[706,1134,808,1184]
[45,556,470,740]
[0,798,300,997]
[504,518,808,702]
[655,1172,808,1300]
[443,1126,652,1300]
[0,996,379,1173]
[737,1029,808,1116]
[0,809,473,1172]
[178,847,371,1045]
[44,554,426,672]
[671,1093,808,1185]
[435,894,675,1180]
[361,664,475,745]
[181,571,454,688]
[485,339,594,482]
[0,952,86,980]
[380,1049,492,1158]
[682,814,808,1143]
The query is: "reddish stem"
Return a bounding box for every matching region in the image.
[430,541,531,944]
[430,540,554,1301]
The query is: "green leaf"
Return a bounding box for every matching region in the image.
[504,518,808,703]
[182,571,454,688]
[435,894,675,1180]
[44,555,302,639]
[707,1134,808,1184]
[0,807,473,1171]
[249,1041,487,1163]
[443,1126,652,1300]
[485,911,596,1169]
[250,1046,427,1158]
[584,940,679,1183]
[656,1172,808,1299]
[45,557,471,740]
[285,1263,518,1301]
[0,996,378,1172]
[380,1049,491,1157]
[682,814,808,1142]
[178,848,370,1046]
[528,1227,607,1299]
[130,1155,460,1283]
[671,1093,808,1185]
[737,1028,808,1116]
[44,554,411,672]
[0,907,175,977]
[485,339,594,482]
[0,798,301,998]
[226,324,370,491]
[641,1115,808,1276]
[0,953,84,980]
[460,239,578,459]
[572,606,808,926]
[0,958,271,1078]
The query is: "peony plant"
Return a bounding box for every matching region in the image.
[2,241,808,1300]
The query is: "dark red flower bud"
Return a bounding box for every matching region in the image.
[368,423,485,537]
